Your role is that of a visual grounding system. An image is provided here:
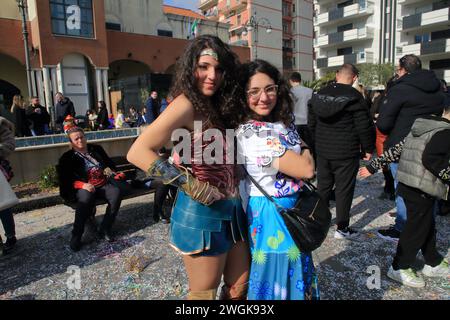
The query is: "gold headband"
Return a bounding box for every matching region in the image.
[200,49,219,61]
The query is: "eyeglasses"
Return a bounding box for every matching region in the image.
[247,84,278,100]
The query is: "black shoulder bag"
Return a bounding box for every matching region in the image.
[244,169,331,253]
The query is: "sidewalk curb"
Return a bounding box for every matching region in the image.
[12,194,65,214]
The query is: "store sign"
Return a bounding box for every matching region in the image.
[63,69,88,95]
[66,5,81,30]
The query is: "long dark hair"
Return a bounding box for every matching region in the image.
[169,35,245,129]
[239,59,293,127]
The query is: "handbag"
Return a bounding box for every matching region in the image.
[244,168,331,253]
[0,169,19,211]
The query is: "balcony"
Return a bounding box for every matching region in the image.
[398,0,427,4]
[315,1,374,27]
[397,39,450,58]
[315,50,374,69]
[229,24,245,34]
[314,27,374,48]
[221,0,248,17]
[229,39,249,47]
[199,0,218,11]
[401,7,450,32]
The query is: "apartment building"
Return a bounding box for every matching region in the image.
[314,0,450,83]
[0,0,248,116]
[199,0,314,80]
[313,0,379,79]
[396,0,450,83]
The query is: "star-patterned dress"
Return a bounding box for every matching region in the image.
[237,120,320,300]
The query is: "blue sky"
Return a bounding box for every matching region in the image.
[163,0,199,11]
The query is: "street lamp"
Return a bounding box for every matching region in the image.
[17,0,33,99]
[241,13,272,60]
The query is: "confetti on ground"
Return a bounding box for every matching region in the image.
[124,255,151,274]
[1,175,448,300]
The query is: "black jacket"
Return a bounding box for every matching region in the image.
[309,83,376,160]
[422,119,450,186]
[12,107,31,137]
[97,107,109,129]
[58,144,116,202]
[55,98,76,125]
[376,70,444,150]
[26,104,50,135]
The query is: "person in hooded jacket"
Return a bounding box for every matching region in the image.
[309,63,375,239]
[359,96,450,287]
[375,54,445,241]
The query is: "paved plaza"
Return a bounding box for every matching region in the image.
[0,173,448,300]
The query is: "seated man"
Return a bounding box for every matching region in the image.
[58,126,125,251]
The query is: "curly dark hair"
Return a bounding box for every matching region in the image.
[239,59,293,127]
[169,35,246,129]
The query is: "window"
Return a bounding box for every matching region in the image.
[158,30,173,37]
[433,0,450,11]
[105,22,121,31]
[429,58,450,70]
[50,0,94,38]
[283,3,290,16]
[292,21,296,32]
[337,47,352,55]
[337,23,353,32]
[338,0,353,8]
[293,57,296,67]
[414,34,430,43]
[293,4,296,13]
[431,29,450,41]
[292,39,296,49]
[283,23,288,33]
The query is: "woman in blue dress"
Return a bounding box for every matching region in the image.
[237,60,320,300]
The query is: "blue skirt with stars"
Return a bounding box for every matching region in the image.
[246,193,320,300]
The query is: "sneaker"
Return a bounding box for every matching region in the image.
[377,227,400,242]
[421,259,449,278]
[334,227,359,239]
[387,266,425,288]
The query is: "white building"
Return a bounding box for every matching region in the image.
[313,0,379,78]
[314,0,450,83]
[396,0,450,83]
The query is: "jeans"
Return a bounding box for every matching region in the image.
[0,208,16,238]
[390,163,407,232]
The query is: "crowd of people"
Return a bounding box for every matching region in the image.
[0,90,170,137]
[1,34,449,300]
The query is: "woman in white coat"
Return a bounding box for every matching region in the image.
[0,116,18,254]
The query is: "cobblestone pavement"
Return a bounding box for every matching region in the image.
[0,174,448,300]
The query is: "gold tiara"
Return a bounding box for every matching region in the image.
[200,48,219,61]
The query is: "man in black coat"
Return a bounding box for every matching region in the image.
[375,54,445,241]
[55,92,76,133]
[309,63,375,239]
[26,96,51,136]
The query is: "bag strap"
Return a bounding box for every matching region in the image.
[241,165,317,211]
[241,165,284,211]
